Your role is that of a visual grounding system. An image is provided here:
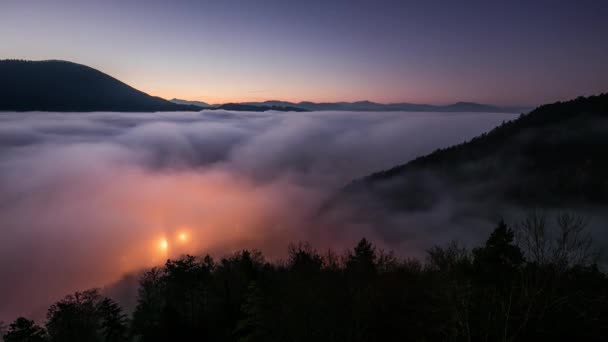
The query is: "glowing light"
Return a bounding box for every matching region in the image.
[159,239,168,251]
[177,232,189,243]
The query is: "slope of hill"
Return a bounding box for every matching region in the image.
[343,94,608,211]
[0,60,201,112]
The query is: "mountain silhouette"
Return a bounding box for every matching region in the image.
[343,94,608,210]
[173,99,528,113]
[170,98,212,108]
[1,59,527,113]
[240,100,527,113]
[216,103,308,112]
[0,60,201,112]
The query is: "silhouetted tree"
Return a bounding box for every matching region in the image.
[234,282,270,342]
[516,211,597,268]
[426,241,473,340]
[473,219,524,282]
[470,221,524,341]
[131,267,166,342]
[45,289,127,342]
[8,214,607,342]
[3,318,47,342]
[346,238,377,277]
[287,242,323,273]
[0,321,6,340]
[96,298,128,342]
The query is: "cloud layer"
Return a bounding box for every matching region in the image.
[0,110,515,321]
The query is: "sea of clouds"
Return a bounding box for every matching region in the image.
[0,110,516,321]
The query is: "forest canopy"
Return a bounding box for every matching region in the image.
[2,212,606,342]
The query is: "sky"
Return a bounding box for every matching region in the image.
[1,0,607,105]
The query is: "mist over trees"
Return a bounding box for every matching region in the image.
[3,212,606,342]
[346,94,608,211]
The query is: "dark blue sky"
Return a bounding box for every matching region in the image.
[1,0,607,105]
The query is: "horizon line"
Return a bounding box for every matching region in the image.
[167,97,536,109]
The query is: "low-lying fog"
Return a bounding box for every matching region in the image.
[0,110,516,321]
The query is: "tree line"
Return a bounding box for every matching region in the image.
[2,212,607,341]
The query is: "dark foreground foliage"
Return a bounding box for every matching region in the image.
[3,213,607,342]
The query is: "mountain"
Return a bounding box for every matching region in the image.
[242,100,299,108]
[170,98,211,108]
[168,100,307,112]
[241,100,527,113]
[441,101,513,112]
[216,103,308,112]
[0,60,202,112]
[342,94,608,211]
[1,59,526,113]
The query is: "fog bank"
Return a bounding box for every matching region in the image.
[0,110,516,321]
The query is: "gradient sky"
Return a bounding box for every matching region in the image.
[1,0,607,105]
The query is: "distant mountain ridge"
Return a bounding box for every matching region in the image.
[0,60,200,112]
[0,59,528,113]
[170,98,212,108]
[342,94,608,211]
[241,100,527,113]
[215,103,308,112]
[172,99,528,113]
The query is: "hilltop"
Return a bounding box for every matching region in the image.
[343,94,608,210]
[0,60,200,112]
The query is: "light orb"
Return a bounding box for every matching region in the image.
[159,239,169,251]
[178,232,188,243]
